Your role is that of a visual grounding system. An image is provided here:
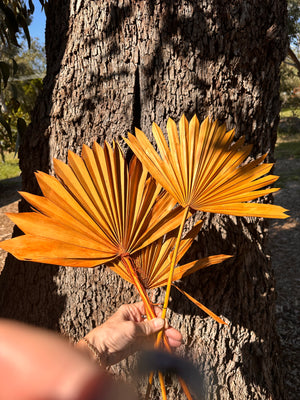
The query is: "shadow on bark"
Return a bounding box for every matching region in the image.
[0,0,71,330]
[0,177,22,207]
[170,216,284,398]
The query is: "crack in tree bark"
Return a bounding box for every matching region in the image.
[132,64,141,132]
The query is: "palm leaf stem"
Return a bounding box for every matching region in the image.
[121,255,193,400]
[146,206,191,400]
[121,255,155,317]
[145,374,154,399]
[158,372,167,400]
[146,372,193,400]
[179,379,193,400]
[145,347,193,400]
[121,255,168,398]
[121,256,171,348]
[155,206,190,345]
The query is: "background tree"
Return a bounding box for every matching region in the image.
[287,0,300,49]
[0,1,289,399]
[0,0,34,148]
[280,55,300,113]
[280,0,300,110]
[0,38,45,159]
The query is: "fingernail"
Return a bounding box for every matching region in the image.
[164,319,169,329]
[153,318,164,329]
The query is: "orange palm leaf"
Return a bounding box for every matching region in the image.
[0,142,188,267]
[109,221,231,323]
[0,139,219,400]
[0,141,192,398]
[125,115,289,218]
[172,284,227,325]
[125,114,289,355]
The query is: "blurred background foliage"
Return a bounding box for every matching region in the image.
[0,38,45,160]
[280,0,300,115]
[0,0,46,161]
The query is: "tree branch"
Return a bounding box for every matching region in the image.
[288,47,300,76]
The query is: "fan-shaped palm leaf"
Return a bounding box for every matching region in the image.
[110,219,232,324]
[1,141,192,342]
[125,114,289,349]
[125,115,288,219]
[0,141,191,344]
[1,142,188,268]
[0,141,195,400]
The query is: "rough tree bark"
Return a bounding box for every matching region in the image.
[0,1,288,399]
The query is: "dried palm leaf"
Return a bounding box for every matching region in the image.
[110,220,231,400]
[1,142,188,268]
[125,115,288,218]
[0,141,197,400]
[110,220,232,324]
[124,114,289,346]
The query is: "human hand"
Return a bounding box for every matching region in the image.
[77,302,183,366]
[0,319,113,400]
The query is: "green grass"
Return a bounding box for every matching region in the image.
[276,167,300,187]
[275,133,300,159]
[280,107,300,118]
[277,104,300,160]
[0,152,21,180]
[275,112,300,186]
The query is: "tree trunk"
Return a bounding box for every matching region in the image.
[0,1,288,399]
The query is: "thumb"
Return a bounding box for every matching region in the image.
[137,318,164,337]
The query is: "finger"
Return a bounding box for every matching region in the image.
[129,302,146,322]
[131,302,145,314]
[153,306,162,318]
[166,337,183,348]
[165,327,183,343]
[118,303,145,323]
[135,318,164,337]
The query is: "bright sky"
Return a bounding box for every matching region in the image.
[29,0,46,45]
